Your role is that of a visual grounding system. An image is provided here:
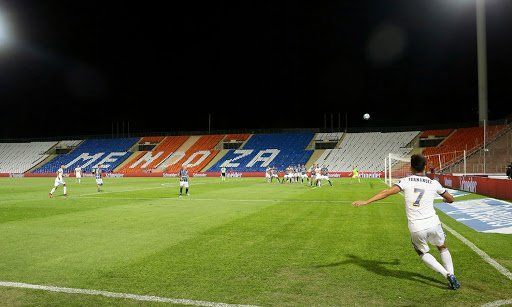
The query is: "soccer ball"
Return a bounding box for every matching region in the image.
[363,113,370,120]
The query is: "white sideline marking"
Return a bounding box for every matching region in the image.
[442,223,512,281]
[0,281,258,307]
[482,299,512,307]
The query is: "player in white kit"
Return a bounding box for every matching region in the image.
[75,166,82,184]
[49,165,67,197]
[352,154,460,290]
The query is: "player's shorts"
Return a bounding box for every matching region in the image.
[410,224,446,254]
[180,181,189,188]
[315,174,322,180]
[54,179,65,187]
[352,174,359,178]
[301,173,308,178]
[321,175,329,180]
[294,173,300,178]
[76,174,82,179]
[221,172,226,177]
[95,179,103,185]
[272,174,278,178]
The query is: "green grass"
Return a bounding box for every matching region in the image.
[0,177,511,306]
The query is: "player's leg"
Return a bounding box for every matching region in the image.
[49,183,58,197]
[437,244,454,275]
[411,231,449,278]
[186,182,190,196]
[431,225,460,289]
[63,183,67,196]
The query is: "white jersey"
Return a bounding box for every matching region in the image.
[395,175,446,233]
[56,168,64,181]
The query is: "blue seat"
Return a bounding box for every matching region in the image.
[33,138,139,173]
[208,133,314,172]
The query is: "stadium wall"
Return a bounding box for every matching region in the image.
[429,174,512,200]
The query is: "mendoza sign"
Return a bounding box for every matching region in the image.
[436,198,512,234]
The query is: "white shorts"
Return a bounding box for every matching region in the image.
[180,181,189,188]
[76,174,82,179]
[54,179,65,187]
[265,173,271,179]
[96,179,103,185]
[315,174,322,180]
[321,175,329,180]
[410,224,446,254]
[301,173,308,178]
[285,174,292,179]
[272,174,278,178]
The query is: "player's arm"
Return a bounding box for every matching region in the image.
[352,185,401,207]
[439,191,454,203]
[435,181,454,203]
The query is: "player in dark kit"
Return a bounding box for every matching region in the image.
[178,166,190,197]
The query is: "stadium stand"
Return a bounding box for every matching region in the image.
[33,138,139,173]
[224,134,251,141]
[423,125,506,171]
[139,136,166,144]
[119,136,189,173]
[55,140,82,148]
[164,135,225,173]
[208,133,314,172]
[314,131,419,172]
[315,132,343,142]
[446,127,512,174]
[420,129,454,138]
[0,142,57,173]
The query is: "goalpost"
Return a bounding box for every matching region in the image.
[384,153,411,186]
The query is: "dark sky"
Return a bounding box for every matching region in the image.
[1,0,511,138]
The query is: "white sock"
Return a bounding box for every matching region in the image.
[63,186,67,194]
[421,253,448,277]
[50,187,56,194]
[440,249,454,275]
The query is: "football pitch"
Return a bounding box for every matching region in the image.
[0,177,511,306]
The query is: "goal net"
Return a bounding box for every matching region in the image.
[384,153,411,186]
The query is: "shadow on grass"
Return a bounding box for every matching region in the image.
[314,254,448,290]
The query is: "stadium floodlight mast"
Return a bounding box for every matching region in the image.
[475,0,488,125]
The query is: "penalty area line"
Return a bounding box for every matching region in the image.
[0,281,258,307]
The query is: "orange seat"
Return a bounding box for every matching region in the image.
[423,125,505,170]
[119,136,189,173]
[164,135,225,173]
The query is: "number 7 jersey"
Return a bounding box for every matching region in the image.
[395,175,447,233]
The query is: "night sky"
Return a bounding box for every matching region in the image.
[1,0,511,138]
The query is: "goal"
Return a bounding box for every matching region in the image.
[384,153,411,186]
